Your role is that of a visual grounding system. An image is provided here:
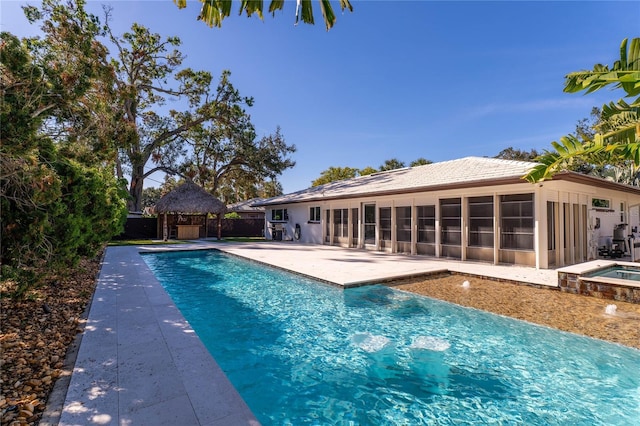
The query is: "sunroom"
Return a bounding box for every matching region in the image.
[255,157,640,269]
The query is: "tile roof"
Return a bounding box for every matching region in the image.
[257,157,537,206]
[227,198,266,212]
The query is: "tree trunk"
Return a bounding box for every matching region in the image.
[128,170,144,212]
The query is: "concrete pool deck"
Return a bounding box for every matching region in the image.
[51,241,558,425]
[206,241,558,287]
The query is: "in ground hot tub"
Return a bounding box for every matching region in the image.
[558,261,640,303]
[583,265,640,281]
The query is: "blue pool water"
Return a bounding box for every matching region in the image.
[143,250,640,425]
[585,265,640,281]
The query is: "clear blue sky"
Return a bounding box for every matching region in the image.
[2,1,639,193]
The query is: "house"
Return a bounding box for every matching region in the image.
[254,157,640,269]
[226,198,266,219]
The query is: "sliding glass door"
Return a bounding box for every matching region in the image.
[364,204,376,245]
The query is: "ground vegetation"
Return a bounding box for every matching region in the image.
[0,255,101,425]
[1,0,128,296]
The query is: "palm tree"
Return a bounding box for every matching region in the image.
[410,157,433,167]
[379,158,406,171]
[525,38,640,183]
[311,166,359,186]
[175,0,354,31]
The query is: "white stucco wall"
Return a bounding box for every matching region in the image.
[262,178,640,268]
[265,204,323,244]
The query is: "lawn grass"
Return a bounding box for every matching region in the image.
[108,239,189,246]
[109,237,266,246]
[209,237,266,243]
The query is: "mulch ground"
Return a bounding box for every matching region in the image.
[1,255,101,426]
[2,254,640,425]
[392,273,640,350]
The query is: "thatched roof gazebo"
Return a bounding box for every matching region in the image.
[155,181,227,240]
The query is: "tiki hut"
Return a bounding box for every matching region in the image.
[155,181,227,240]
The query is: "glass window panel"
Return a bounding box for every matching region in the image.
[271,208,288,221]
[396,206,411,242]
[417,205,435,243]
[441,199,461,247]
[364,204,376,244]
[547,201,556,251]
[379,207,391,241]
[442,231,461,245]
[469,203,493,217]
[341,209,349,237]
[332,209,349,238]
[365,205,376,223]
[325,210,330,242]
[469,197,494,248]
[500,193,534,250]
[309,206,321,222]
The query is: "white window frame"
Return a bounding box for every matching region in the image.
[271,208,288,222]
[309,206,321,222]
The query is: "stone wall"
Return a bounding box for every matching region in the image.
[558,271,640,303]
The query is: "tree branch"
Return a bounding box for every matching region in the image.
[142,165,185,180]
[138,83,185,97]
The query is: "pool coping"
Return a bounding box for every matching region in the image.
[53,245,259,426]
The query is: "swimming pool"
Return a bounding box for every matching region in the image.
[143,250,640,425]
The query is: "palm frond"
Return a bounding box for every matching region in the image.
[339,0,353,12]
[198,0,233,28]
[239,0,265,19]
[595,100,640,145]
[319,0,336,30]
[524,135,593,183]
[564,38,640,100]
[523,153,560,183]
[188,0,350,29]
[299,0,315,26]
[268,0,285,16]
[617,142,640,167]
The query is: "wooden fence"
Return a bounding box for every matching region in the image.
[114,217,264,240]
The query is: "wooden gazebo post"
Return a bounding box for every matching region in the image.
[163,212,168,241]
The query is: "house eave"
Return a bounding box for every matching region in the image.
[550,171,640,196]
[256,176,531,207]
